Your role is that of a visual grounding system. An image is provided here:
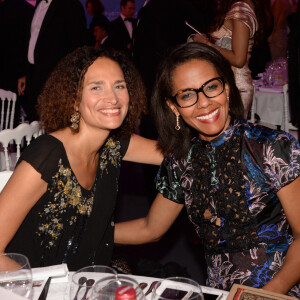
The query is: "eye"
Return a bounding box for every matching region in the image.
[205,82,219,92]
[91,86,101,91]
[177,90,196,101]
[115,83,127,90]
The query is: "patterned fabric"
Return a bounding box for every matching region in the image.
[156,120,300,297]
[7,134,130,270]
[211,2,258,116]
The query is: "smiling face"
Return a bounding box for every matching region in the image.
[167,59,231,141]
[78,57,129,133]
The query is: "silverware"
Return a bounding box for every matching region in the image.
[38,277,51,300]
[81,278,95,300]
[139,282,148,290]
[145,281,160,296]
[73,276,88,300]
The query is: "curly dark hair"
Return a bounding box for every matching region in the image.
[151,42,244,159]
[86,0,105,15]
[209,0,271,47]
[38,46,146,137]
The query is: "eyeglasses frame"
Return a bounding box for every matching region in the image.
[170,77,225,108]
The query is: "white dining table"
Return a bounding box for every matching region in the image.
[31,270,229,300]
[252,84,285,129]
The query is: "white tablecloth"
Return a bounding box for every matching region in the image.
[254,85,285,128]
[31,271,228,300]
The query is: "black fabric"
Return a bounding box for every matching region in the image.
[7,134,130,271]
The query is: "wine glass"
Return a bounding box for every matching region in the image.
[90,275,146,300]
[0,253,32,298]
[151,277,203,300]
[69,265,118,300]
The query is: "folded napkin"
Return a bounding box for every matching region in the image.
[258,86,283,93]
[32,264,69,283]
[0,287,28,299]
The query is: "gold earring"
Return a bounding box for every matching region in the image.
[70,111,80,130]
[175,115,181,130]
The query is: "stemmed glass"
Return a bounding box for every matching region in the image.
[90,275,146,300]
[151,277,203,300]
[0,253,32,298]
[69,265,118,300]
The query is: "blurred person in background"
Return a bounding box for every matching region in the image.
[17,0,87,122]
[105,0,136,55]
[287,1,300,135]
[192,0,269,119]
[86,0,110,46]
[268,0,297,60]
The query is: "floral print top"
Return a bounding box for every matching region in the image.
[156,120,300,297]
[7,134,130,270]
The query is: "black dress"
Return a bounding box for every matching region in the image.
[6,134,130,271]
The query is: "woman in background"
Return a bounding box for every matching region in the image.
[0,46,162,270]
[115,42,300,297]
[193,0,268,119]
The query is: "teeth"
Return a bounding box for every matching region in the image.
[196,108,219,120]
[101,109,119,113]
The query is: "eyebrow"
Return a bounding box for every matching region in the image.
[86,79,126,86]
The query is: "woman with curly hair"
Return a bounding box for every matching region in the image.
[192,0,268,119]
[0,46,162,270]
[115,43,300,297]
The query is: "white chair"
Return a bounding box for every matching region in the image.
[282,84,298,132]
[0,121,44,171]
[0,170,13,192]
[0,89,17,131]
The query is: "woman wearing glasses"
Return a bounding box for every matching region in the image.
[115,42,300,297]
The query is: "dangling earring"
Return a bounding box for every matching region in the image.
[70,111,80,130]
[227,96,229,102]
[175,115,181,130]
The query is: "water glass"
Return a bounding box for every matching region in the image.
[69,265,118,300]
[151,277,203,300]
[0,253,32,298]
[90,275,146,300]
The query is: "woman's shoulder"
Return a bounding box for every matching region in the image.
[241,121,298,145]
[22,134,64,156]
[18,134,66,180]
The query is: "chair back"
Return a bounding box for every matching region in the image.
[0,89,17,130]
[0,121,44,171]
[0,170,13,192]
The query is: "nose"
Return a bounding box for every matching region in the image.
[103,89,118,105]
[196,91,211,108]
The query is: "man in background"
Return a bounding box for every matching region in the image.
[105,0,136,55]
[18,0,87,122]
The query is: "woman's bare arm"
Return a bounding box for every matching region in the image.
[0,161,47,253]
[123,133,163,165]
[262,176,300,294]
[193,18,250,68]
[115,193,184,244]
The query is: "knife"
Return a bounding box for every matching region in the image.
[38,277,51,300]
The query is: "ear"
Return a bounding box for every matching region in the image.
[166,100,180,117]
[225,83,230,99]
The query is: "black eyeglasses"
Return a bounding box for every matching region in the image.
[170,77,225,108]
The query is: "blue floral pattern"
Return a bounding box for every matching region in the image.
[156,120,300,297]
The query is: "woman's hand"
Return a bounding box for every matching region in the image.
[192,33,209,44]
